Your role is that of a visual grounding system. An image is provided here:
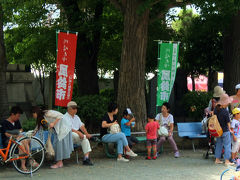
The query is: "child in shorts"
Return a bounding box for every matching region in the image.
[231,108,240,162]
[145,114,160,160]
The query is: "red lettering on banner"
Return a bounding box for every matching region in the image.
[55,32,77,107]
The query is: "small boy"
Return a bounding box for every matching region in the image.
[231,108,240,162]
[121,108,139,149]
[145,114,160,160]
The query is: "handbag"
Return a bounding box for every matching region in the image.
[109,124,120,134]
[158,126,169,136]
[208,115,223,137]
[157,114,169,136]
[45,130,55,158]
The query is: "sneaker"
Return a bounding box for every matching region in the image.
[117,157,129,162]
[145,156,151,160]
[174,151,180,158]
[152,156,157,160]
[83,158,94,166]
[126,150,138,157]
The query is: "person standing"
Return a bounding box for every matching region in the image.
[207,86,225,113]
[145,114,159,160]
[230,84,240,111]
[230,108,240,162]
[65,101,93,166]
[214,93,234,165]
[32,107,73,169]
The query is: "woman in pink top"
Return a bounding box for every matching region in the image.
[145,114,159,160]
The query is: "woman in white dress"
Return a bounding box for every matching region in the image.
[32,106,73,169]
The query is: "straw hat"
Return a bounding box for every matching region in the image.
[213,86,225,98]
[217,93,233,106]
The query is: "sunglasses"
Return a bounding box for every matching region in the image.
[71,106,78,109]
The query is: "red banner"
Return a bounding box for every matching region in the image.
[55,32,77,107]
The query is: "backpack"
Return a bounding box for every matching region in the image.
[208,115,223,137]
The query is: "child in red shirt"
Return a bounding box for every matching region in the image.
[145,114,160,160]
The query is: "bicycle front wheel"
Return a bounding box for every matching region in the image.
[10,136,45,174]
[220,168,237,180]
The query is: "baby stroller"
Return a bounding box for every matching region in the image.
[202,108,216,159]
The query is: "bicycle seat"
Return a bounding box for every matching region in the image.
[6,129,20,135]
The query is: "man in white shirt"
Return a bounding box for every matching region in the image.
[64,101,93,166]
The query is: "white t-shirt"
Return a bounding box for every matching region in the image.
[231,118,240,138]
[155,113,174,126]
[64,112,84,131]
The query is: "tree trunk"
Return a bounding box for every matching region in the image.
[0,3,9,121]
[173,68,188,118]
[75,34,100,96]
[113,70,119,99]
[191,74,195,91]
[117,1,149,131]
[223,10,240,96]
[208,68,218,92]
[59,0,102,96]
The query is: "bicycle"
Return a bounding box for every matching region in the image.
[0,129,45,176]
[220,166,240,180]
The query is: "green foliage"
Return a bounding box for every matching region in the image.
[72,89,115,133]
[100,88,115,101]
[181,91,213,121]
[21,118,36,131]
[98,2,123,73]
[172,8,223,77]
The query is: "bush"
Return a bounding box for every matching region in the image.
[181,91,213,121]
[73,90,116,133]
[22,118,36,131]
[100,88,115,102]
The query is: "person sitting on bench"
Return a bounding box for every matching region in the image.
[121,108,139,158]
[155,102,180,158]
[66,101,93,166]
[100,102,138,162]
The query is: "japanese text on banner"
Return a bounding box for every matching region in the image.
[55,32,77,107]
[157,42,179,106]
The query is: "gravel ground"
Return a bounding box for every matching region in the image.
[0,149,232,180]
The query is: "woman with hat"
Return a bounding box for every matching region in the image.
[230,84,240,111]
[214,93,234,165]
[207,86,225,113]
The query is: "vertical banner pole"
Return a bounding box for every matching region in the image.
[56,30,60,111]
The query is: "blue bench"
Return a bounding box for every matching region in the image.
[177,122,207,152]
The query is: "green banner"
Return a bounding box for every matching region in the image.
[157,42,179,106]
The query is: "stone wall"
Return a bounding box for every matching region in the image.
[6,64,34,121]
